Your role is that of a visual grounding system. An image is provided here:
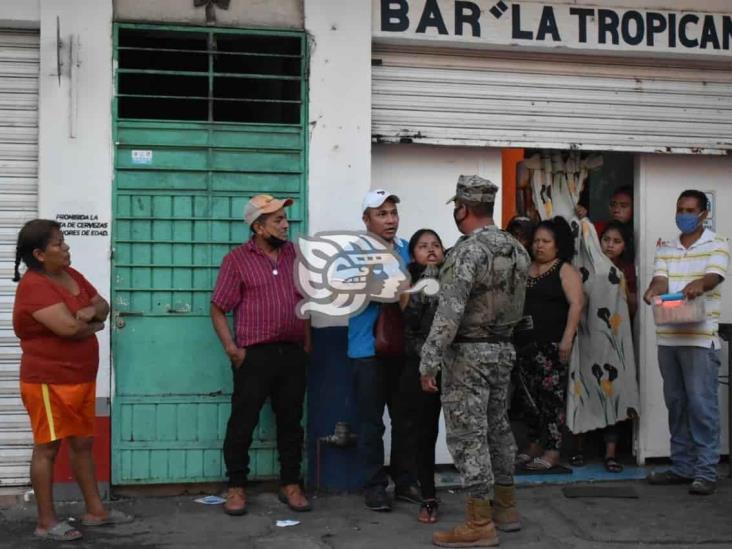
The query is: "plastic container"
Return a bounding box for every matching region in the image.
[652,294,705,325]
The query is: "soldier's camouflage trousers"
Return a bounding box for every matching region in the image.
[441,341,517,500]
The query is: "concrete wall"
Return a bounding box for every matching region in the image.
[305,0,374,328]
[636,154,732,461]
[372,144,503,249]
[37,0,114,400]
[113,0,303,29]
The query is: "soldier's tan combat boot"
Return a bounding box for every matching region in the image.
[492,484,521,532]
[432,497,499,547]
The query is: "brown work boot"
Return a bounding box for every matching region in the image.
[224,487,247,516]
[278,483,312,512]
[432,497,499,547]
[492,484,522,532]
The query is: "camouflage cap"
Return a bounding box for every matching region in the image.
[446,175,499,204]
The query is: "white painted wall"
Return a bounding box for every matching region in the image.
[372,144,502,249]
[637,154,732,461]
[305,0,374,328]
[37,0,114,399]
[114,0,303,29]
[373,143,502,464]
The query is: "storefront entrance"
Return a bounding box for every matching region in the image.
[371,36,732,466]
[111,24,308,484]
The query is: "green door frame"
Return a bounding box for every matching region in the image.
[110,23,309,485]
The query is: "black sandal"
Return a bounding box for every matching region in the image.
[569,453,585,467]
[418,499,439,524]
[604,456,623,473]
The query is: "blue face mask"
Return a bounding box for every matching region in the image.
[675,213,701,234]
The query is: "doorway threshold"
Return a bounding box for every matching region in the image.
[434,463,647,488]
[515,463,647,485]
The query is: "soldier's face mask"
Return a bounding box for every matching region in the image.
[453,205,468,229]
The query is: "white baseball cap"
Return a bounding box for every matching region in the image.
[361,189,400,213]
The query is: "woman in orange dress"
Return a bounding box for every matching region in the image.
[13,219,133,541]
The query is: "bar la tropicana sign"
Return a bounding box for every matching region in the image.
[374,0,732,57]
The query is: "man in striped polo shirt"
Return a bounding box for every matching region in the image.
[211,195,311,515]
[644,189,729,496]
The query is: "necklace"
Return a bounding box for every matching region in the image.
[255,240,281,276]
[267,250,281,276]
[527,259,560,288]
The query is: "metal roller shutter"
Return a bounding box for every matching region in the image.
[0,29,39,487]
[372,45,732,154]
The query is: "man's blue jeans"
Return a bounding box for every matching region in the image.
[658,345,721,482]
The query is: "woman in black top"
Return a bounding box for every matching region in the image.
[402,229,444,523]
[514,217,584,471]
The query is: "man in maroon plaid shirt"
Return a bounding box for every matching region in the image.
[211,194,311,516]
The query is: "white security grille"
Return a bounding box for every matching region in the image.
[0,29,39,487]
[372,46,732,154]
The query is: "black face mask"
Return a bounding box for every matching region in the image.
[453,206,467,229]
[265,234,287,249]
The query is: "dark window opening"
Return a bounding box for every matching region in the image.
[213,53,300,77]
[213,101,299,124]
[119,29,208,51]
[119,73,209,98]
[117,28,303,124]
[213,77,300,102]
[213,33,301,56]
[118,98,208,120]
[118,49,208,72]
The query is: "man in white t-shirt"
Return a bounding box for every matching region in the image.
[644,189,729,496]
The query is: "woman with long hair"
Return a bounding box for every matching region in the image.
[403,228,445,523]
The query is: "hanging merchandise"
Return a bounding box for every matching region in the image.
[521,151,640,434]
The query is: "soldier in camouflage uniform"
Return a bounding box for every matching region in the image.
[419,175,529,548]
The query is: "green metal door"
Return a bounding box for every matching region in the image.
[111,24,307,484]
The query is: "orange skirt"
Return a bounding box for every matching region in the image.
[20,381,95,444]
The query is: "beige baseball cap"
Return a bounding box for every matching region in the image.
[244,194,293,225]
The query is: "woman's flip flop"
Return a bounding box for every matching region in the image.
[604,457,624,473]
[34,520,83,541]
[81,509,135,527]
[524,457,557,471]
[569,453,585,467]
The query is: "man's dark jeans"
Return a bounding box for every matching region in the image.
[224,342,307,487]
[353,355,421,490]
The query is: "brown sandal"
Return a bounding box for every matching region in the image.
[418,499,439,524]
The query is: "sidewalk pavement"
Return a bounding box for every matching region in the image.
[1,475,731,549]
